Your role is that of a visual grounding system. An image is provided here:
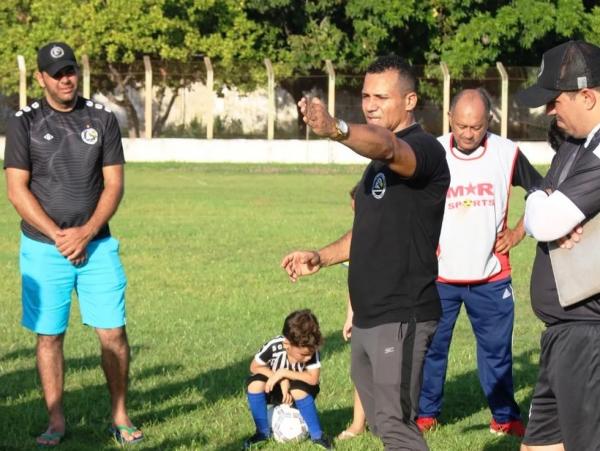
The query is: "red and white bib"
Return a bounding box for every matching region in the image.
[437,132,518,283]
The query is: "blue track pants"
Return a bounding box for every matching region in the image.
[418,278,521,422]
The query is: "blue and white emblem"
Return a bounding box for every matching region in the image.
[371,172,387,199]
[81,127,99,145]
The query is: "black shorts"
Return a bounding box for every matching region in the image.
[246,373,320,405]
[523,322,600,450]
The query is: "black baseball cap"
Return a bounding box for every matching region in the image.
[37,42,78,77]
[516,40,600,108]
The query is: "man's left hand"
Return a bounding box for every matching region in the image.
[495,228,524,254]
[298,97,336,138]
[556,224,583,249]
[55,226,94,262]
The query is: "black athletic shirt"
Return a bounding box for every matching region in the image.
[254,336,321,372]
[512,150,544,189]
[530,134,600,325]
[3,97,125,244]
[349,123,450,328]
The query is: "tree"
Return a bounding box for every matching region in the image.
[1,0,599,137]
[0,0,255,137]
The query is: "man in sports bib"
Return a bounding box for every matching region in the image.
[417,89,542,436]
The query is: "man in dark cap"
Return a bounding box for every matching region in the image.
[3,42,142,446]
[517,40,600,451]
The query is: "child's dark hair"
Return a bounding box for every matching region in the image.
[282,309,323,351]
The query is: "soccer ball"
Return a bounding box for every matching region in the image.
[269,404,309,443]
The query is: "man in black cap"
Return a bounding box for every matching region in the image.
[517,40,600,451]
[3,42,142,446]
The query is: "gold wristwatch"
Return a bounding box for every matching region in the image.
[331,118,349,141]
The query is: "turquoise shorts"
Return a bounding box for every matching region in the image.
[20,233,127,334]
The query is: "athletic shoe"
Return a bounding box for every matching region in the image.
[489,418,525,437]
[416,416,438,432]
[242,432,269,449]
[312,435,334,449]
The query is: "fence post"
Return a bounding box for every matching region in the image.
[81,54,91,99]
[17,55,26,108]
[264,58,275,140]
[203,56,214,140]
[325,60,335,117]
[496,62,509,138]
[143,56,152,139]
[440,62,450,135]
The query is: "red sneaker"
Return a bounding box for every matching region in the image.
[416,417,438,432]
[489,418,525,437]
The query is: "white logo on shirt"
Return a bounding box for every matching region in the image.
[50,46,64,59]
[44,133,54,141]
[81,128,99,145]
[372,172,387,199]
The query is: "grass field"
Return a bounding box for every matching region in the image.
[0,162,547,451]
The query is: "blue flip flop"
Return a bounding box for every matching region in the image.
[36,431,65,447]
[109,424,144,445]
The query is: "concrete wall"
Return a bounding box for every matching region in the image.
[0,136,554,165]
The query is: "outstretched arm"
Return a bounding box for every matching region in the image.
[299,97,417,177]
[281,230,352,282]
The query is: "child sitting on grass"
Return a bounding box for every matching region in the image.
[243,309,333,449]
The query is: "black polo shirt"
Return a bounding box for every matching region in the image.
[349,123,450,328]
[530,135,600,325]
[3,97,124,244]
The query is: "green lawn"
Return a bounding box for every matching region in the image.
[0,163,546,451]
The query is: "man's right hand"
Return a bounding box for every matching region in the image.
[280,251,322,282]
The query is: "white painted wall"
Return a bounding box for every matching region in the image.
[0,136,555,165]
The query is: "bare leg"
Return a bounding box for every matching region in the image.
[96,326,142,442]
[338,388,366,439]
[348,388,367,434]
[36,334,66,446]
[521,444,565,451]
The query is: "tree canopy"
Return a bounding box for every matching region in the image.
[1,0,599,135]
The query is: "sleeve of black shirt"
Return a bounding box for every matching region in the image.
[102,112,125,166]
[406,134,445,182]
[3,114,31,170]
[511,150,543,190]
[557,150,600,218]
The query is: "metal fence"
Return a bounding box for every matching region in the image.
[0,57,549,141]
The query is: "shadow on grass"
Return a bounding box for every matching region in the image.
[438,349,538,427]
[0,332,536,450]
[0,345,146,400]
[132,331,349,421]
